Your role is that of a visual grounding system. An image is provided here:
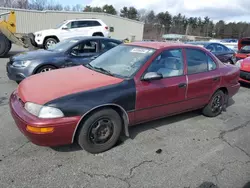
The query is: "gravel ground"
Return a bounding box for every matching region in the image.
[0,45,250,188]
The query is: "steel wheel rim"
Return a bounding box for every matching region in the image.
[88,118,114,144]
[211,94,223,113]
[46,40,56,48]
[40,67,53,72]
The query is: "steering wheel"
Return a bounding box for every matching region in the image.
[71,49,79,56]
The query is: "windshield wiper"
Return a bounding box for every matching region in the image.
[84,64,114,76]
[93,67,114,76]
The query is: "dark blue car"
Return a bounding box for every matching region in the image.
[6,36,122,83]
[186,41,236,64]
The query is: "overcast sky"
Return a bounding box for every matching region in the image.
[60,0,250,22]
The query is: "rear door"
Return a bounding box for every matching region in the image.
[184,48,221,109]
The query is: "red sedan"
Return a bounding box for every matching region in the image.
[234,37,250,61]
[236,57,250,84]
[10,42,240,153]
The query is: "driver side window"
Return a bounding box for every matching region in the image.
[71,40,98,56]
[146,49,184,78]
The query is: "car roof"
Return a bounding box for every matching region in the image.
[66,18,102,22]
[126,41,203,49]
[66,36,121,42]
[186,41,212,45]
[187,41,227,46]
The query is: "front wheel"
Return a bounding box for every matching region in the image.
[202,90,225,117]
[77,109,122,154]
[44,38,58,49]
[36,65,56,73]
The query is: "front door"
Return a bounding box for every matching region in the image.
[134,48,188,123]
[66,39,100,66]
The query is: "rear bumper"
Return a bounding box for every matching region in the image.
[228,83,240,97]
[239,70,250,84]
[9,91,81,146]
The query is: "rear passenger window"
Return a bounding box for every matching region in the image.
[207,55,217,71]
[186,49,208,74]
[90,21,101,26]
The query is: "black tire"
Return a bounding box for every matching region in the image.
[77,108,122,154]
[0,33,11,57]
[92,32,104,37]
[202,90,225,117]
[36,65,56,74]
[44,38,58,49]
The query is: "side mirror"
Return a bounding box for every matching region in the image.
[62,26,68,30]
[142,72,163,81]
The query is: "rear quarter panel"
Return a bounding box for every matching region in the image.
[219,64,240,97]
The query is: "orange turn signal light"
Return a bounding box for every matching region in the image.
[26,125,54,134]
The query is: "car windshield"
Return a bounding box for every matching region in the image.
[55,21,67,29]
[241,45,250,51]
[86,45,156,78]
[47,39,79,52]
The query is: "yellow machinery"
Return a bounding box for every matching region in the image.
[0,11,33,57]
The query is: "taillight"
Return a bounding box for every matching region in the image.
[105,26,108,30]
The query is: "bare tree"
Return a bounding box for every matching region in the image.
[28,0,47,10]
[64,5,71,11]
[72,4,82,12]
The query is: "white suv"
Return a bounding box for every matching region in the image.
[33,19,109,49]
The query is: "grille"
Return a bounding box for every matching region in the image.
[240,70,250,81]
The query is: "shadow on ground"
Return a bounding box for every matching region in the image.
[0,51,26,58]
[240,82,250,89]
[129,110,201,139]
[195,181,250,188]
[51,98,236,153]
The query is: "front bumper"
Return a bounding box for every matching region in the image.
[7,62,27,82]
[6,62,34,82]
[9,91,81,146]
[239,70,250,84]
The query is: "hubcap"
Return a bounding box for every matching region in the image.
[46,40,56,49]
[88,118,114,144]
[40,68,53,72]
[211,95,223,113]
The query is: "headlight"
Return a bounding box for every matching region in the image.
[235,60,243,67]
[36,33,42,37]
[12,60,32,68]
[24,102,64,118]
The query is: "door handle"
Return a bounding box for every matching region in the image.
[178,83,187,88]
[213,77,220,81]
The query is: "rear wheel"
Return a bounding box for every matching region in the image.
[36,65,56,73]
[92,32,104,37]
[202,90,225,117]
[0,33,11,57]
[77,109,122,154]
